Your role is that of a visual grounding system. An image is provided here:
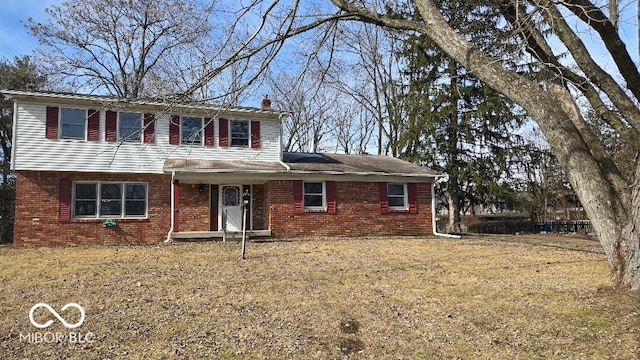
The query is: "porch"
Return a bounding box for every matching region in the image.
[170,230,272,241]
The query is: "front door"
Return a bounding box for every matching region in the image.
[220,185,243,231]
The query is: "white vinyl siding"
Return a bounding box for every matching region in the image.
[12,102,282,173]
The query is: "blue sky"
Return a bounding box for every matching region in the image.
[0,0,59,60]
[1,0,636,77]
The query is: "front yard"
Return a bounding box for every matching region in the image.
[1,235,638,359]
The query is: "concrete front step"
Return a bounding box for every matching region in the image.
[171,230,272,240]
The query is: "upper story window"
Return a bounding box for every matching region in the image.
[73,182,148,219]
[230,120,249,147]
[181,116,203,145]
[60,108,86,139]
[303,182,325,210]
[119,112,142,142]
[388,183,408,210]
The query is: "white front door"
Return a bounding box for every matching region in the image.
[221,185,243,231]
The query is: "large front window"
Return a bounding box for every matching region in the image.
[230,120,249,147]
[119,112,142,141]
[181,116,203,145]
[303,182,325,210]
[73,182,148,218]
[60,108,86,139]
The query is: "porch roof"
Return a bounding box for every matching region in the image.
[164,159,287,173]
[163,152,442,179]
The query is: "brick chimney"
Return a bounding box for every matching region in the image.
[261,95,271,110]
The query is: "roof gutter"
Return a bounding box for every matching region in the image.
[431,178,461,239]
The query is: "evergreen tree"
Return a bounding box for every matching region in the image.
[395,0,526,232]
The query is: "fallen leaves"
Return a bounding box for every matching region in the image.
[0,235,638,359]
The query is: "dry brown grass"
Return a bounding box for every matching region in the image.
[1,234,639,359]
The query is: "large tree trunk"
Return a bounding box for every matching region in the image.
[621,160,640,288]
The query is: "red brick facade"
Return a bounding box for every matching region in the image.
[13,172,433,246]
[266,180,433,239]
[178,183,210,232]
[14,171,172,246]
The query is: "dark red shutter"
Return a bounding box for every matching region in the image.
[293,180,303,214]
[326,181,336,214]
[87,109,99,141]
[250,120,260,148]
[204,118,214,146]
[169,115,180,145]
[59,179,72,222]
[143,113,155,143]
[408,183,418,213]
[219,118,229,147]
[379,182,389,214]
[105,110,117,142]
[45,106,59,139]
[210,184,218,231]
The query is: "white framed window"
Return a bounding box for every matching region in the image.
[73,182,148,218]
[303,182,325,210]
[181,116,203,145]
[230,120,249,147]
[60,108,86,139]
[119,112,142,142]
[388,183,408,210]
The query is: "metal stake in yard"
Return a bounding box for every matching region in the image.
[241,189,250,260]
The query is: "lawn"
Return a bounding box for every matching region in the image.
[1,235,639,359]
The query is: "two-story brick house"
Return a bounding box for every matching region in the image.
[4,90,441,246]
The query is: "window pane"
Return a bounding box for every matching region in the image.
[230,120,249,146]
[388,184,405,196]
[125,184,146,200]
[304,182,323,194]
[61,108,86,139]
[124,184,147,216]
[100,200,122,216]
[125,201,146,216]
[304,194,323,207]
[74,183,96,217]
[388,196,406,207]
[119,112,142,141]
[75,201,97,216]
[101,183,122,199]
[75,183,97,199]
[182,117,202,144]
[222,186,240,206]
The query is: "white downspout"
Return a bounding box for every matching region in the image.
[431,179,461,239]
[278,160,291,172]
[165,171,176,243]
